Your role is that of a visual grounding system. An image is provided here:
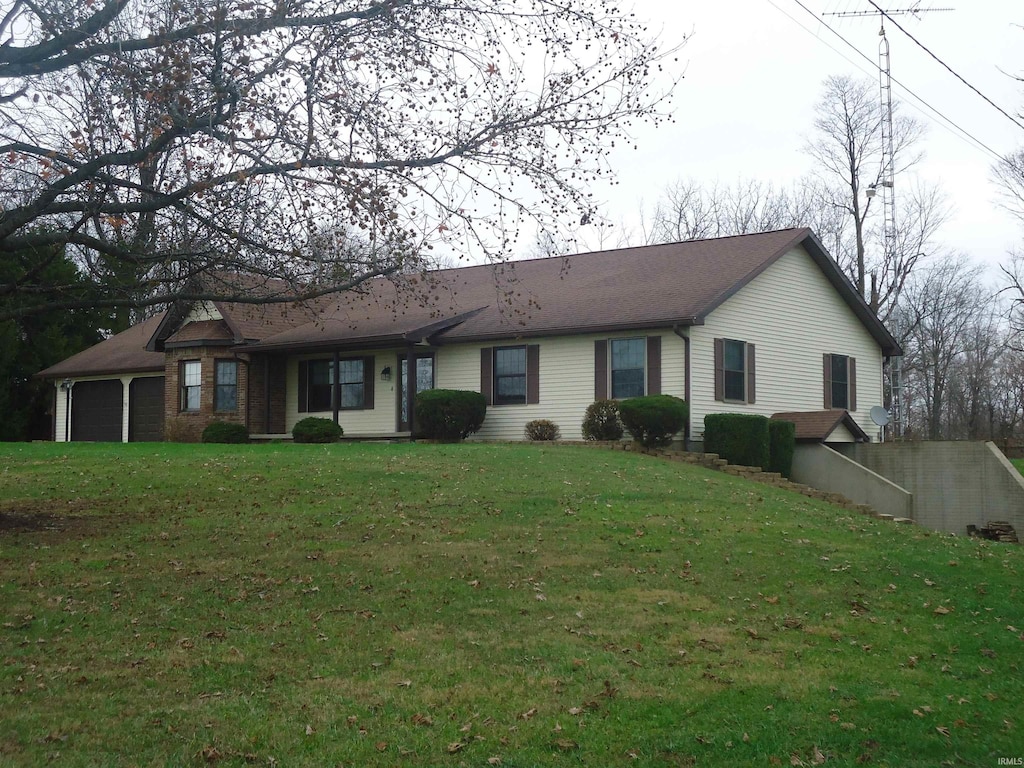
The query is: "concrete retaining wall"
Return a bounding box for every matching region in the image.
[792,444,913,520]
[838,441,1024,535]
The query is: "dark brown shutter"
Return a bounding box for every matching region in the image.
[823,354,832,409]
[526,344,540,404]
[594,340,608,400]
[298,360,308,413]
[713,338,724,402]
[363,355,375,409]
[746,343,756,404]
[848,357,857,412]
[480,348,493,405]
[646,336,661,395]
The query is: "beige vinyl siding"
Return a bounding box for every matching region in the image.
[285,351,400,434]
[825,422,858,443]
[182,302,222,323]
[691,245,884,440]
[435,330,684,441]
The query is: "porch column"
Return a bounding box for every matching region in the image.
[121,375,132,443]
[406,344,417,437]
[332,350,340,425]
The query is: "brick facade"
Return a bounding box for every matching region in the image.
[164,345,250,442]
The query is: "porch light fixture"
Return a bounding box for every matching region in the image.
[60,378,72,391]
[380,366,392,382]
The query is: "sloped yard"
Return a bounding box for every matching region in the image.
[0,442,1021,766]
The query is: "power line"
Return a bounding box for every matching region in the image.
[866,0,1024,133]
[783,0,1006,162]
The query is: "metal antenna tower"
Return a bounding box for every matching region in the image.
[822,3,953,438]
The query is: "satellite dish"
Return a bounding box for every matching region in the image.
[870,406,891,427]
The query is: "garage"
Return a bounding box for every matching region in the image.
[70,379,123,442]
[129,377,165,442]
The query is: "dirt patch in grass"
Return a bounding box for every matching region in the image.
[0,499,115,538]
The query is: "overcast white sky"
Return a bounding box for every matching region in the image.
[583,0,1023,274]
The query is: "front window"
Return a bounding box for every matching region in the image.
[305,358,366,411]
[494,346,526,405]
[214,360,238,412]
[723,340,746,401]
[180,360,200,411]
[610,338,645,399]
[338,359,365,409]
[831,354,850,409]
[308,360,333,411]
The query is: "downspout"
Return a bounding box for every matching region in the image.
[673,326,691,448]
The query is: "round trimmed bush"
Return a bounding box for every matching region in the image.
[618,395,688,449]
[581,399,624,441]
[415,389,486,441]
[201,421,249,444]
[525,419,560,441]
[292,416,343,443]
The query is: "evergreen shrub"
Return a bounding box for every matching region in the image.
[201,421,249,444]
[415,389,486,441]
[703,413,770,469]
[292,417,343,443]
[581,399,624,441]
[524,419,561,441]
[618,395,688,449]
[768,419,797,478]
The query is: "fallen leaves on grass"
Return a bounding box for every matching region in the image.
[446,742,464,754]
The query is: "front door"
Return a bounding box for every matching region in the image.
[398,354,434,431]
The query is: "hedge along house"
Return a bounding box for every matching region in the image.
[38,228,901,444]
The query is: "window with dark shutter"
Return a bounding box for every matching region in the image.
[610,338,645,399]
[526,345,540,404]
[494,346,527,405]
[646,337,661,395]
[594,340,608,400]
[480,348,493,405]
[715,338,754,403]
[300,357,372,412]
[824,353,855,410]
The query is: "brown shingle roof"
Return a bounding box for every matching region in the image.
[771,410,870,442]
[36,314,166,378]
[164,319,234,347]
[247,228,900,354]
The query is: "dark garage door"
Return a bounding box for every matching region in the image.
[70,379,123,442]
[129,377,165,442]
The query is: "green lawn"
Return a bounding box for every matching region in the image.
[1,442,1021,767]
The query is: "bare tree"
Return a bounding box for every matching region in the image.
[803,75,943,321]
[646,178,845,244]
[994,149,1024,226]
[0,0,682,322]
[898,255,989,440]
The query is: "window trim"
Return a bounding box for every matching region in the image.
[298,356,374,413]
[609,337,646,400]
[714,338,756,404]
[180,359,201,412]
[481,345,540,406]
[337,358,366,410]
[214,359,238,413]
[823,353,857,411]
[721,339,747,403]
[493,345,528,406]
